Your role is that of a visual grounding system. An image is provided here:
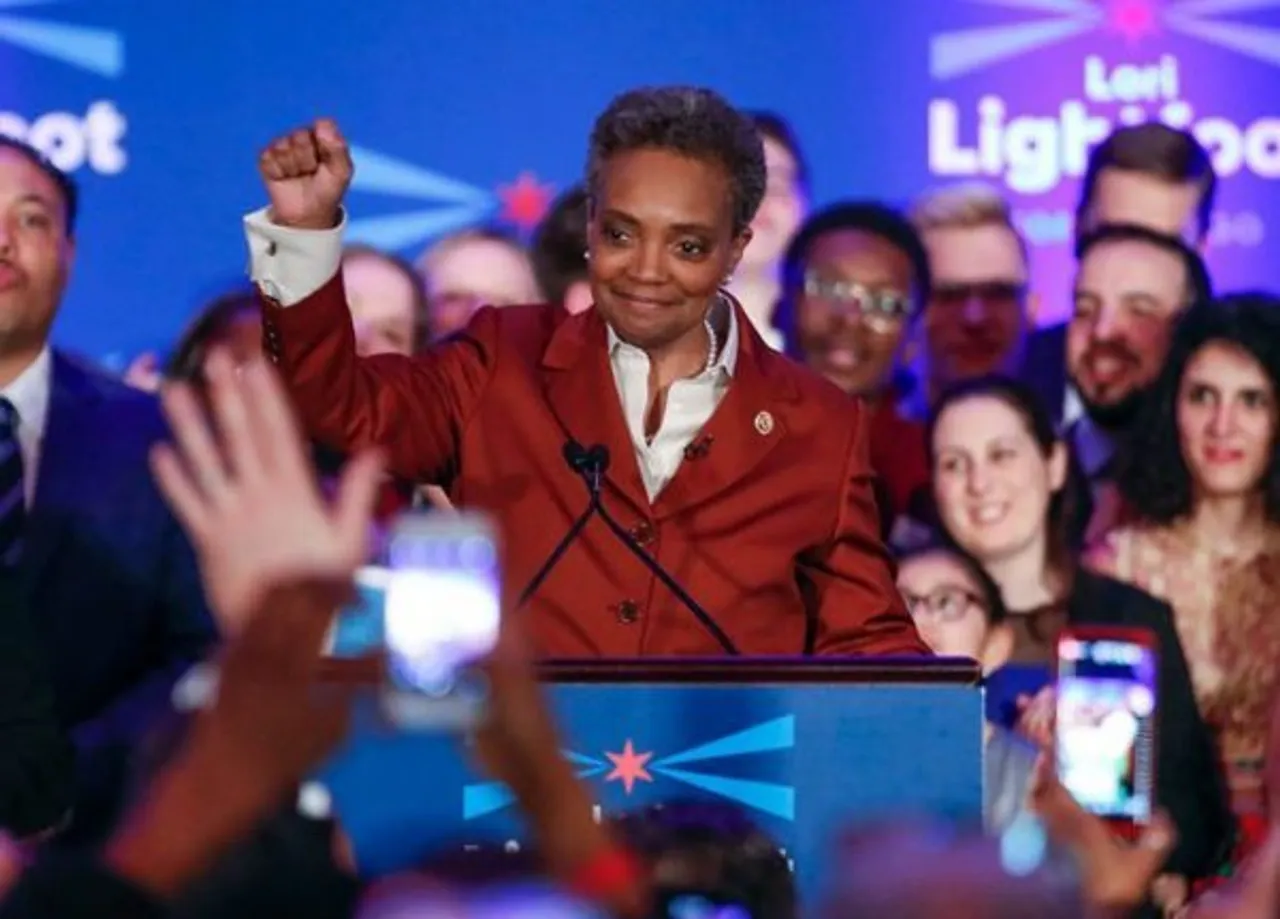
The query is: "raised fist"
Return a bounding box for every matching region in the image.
[258,118,353,231]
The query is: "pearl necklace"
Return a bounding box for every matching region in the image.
[703,293,725,372]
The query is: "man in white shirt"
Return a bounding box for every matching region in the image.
[0,136,216,846]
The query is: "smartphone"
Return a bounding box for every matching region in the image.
[380,511,502,730]
[324,566,390,658]
[1054,626,1158,827]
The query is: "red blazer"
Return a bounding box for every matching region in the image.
[262,273,926,658]
[866,397,931,520]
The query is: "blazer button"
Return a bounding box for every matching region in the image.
[615,599,641,624]
[628,520,655,548]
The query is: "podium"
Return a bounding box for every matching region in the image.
[315,657,984,905]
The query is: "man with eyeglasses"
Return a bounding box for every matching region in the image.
[907,183,1037,415]
[774,201,933,540]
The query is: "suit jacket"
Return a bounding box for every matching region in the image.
[1021,322,1068,427]
[262,274,925,657]
[30,353,217,846]
[0,571,73,837]
[1068,570,1234,880]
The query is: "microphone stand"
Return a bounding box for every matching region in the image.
[514,441,608,608]
[515,502,597,608]
[574,447,739,656]
[515,441,739,656]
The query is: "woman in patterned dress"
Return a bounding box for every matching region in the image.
[1087,294,1280,873]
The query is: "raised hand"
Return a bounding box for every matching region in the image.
[150,349,382,634]
[1016,686,1056,750]
[469,618,648,916]
[257,117,353,230]
[103,577,358,901]
[194,577,356,799]
[1029,754,1176,917]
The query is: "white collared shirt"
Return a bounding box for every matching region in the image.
[607,309,736,499]
[244,207,737,502]
[1062,385,1084,428]
[0,347,52,507]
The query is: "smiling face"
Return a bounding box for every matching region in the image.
[897,548,1014,674]
[587,147,749,355]
[1177,340,1278,503]
[1069,238,1189,427]
[793,228,914,396]
[921,223,1029,387]
[931,394,1067,566]
[897,550,989,657]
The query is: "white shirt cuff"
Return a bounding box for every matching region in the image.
[243,206,347,307]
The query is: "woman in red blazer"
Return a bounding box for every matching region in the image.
[241,86,925,660]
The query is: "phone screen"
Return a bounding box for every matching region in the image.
[1055,633,1158,823]
[381,512,502,728]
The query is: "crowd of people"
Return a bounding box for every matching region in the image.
[0,80,1276,917]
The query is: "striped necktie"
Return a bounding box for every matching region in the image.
[0,399,26,566]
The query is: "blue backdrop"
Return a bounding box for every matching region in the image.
[2,0,1278,367]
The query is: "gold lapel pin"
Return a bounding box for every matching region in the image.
[754,411,774,435]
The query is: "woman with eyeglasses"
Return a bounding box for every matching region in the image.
[926,374,1233,905]
[897,543,1035,833]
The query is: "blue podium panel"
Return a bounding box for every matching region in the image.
[316,660,983,905]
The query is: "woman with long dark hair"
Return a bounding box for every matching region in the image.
[1089,293,1280,867]
[927,374,1232,897]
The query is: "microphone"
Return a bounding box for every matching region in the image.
[568,444,739,656]
[514,441,601,607]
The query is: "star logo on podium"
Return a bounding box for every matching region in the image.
[605,740,653,794]
[462,715,796,821]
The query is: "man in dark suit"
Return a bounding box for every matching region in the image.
[1023,122,1217,430]
[0,137,217,845]
[246,89,924,658]
[0,570,73,838]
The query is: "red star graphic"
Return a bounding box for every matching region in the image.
[604,740,653,795]
[1108,0,1159,43]
[498,172,554,231]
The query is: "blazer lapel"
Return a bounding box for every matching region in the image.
[652,305,796,522]
[25,354,102,597]
[541,309,649,514]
